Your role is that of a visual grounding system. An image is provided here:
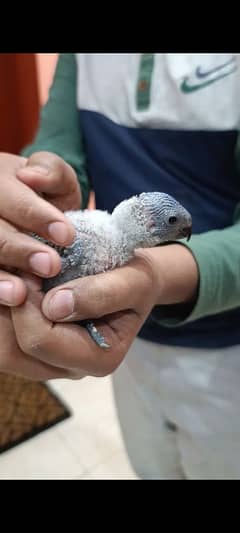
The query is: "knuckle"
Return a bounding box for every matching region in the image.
[18,200,35,222]
[29,151,59,164]
[18,332,46,357]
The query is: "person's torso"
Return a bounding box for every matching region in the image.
[76,53,240,348]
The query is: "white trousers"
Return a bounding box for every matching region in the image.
[112,337,240,479]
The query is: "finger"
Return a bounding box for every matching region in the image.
[41,258,155,322]
[11,274,142,376]
[0,171,75,246]
[0,218,62,278]
[0,305,73,381]
[17,152,82,211]
[0,269,27,306]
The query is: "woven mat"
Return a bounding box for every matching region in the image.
[0,374,71,454]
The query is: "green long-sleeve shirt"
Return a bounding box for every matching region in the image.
[22,54,240,329]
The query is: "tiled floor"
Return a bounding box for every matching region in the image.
[0,376,138,480]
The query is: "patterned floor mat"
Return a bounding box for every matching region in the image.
[0,374,71,453]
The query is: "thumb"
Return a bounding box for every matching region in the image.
[16,151,81,210]
[41,258,155,322]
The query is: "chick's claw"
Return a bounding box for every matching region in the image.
[79,320,111,349]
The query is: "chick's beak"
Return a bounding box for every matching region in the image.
[180,225,192,241]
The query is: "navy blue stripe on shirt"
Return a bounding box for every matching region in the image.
[79,109,240,348]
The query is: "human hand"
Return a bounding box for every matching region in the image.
[7,245,198,381]
[0,152,79,307]
[17,151,82,211]
[39,243,198,374]
[10,258,156,379]
[0,304,68,380]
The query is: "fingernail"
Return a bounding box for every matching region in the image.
[18,165,49,176]
[47,290,74,320]
[48,222,70,245]
[0,281,14,304]
[29,252,51,276]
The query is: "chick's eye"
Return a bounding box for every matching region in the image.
[168,216,177,225]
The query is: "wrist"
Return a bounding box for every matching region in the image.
[135,243,199,306]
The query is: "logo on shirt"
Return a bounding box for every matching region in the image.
[180,56,237,93]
